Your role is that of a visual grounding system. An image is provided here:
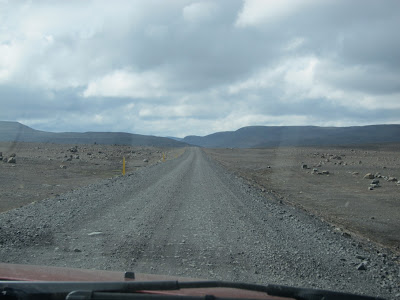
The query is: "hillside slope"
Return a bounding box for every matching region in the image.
[0,121,187,147]
[183,125,400,148]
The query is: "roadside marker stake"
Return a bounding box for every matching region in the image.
[162,152,166,162]
[122,156,126,175]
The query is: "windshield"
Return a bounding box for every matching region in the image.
[0,1,399,300]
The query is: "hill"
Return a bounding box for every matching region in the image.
[182,125,400,148]
[0,121,187,147]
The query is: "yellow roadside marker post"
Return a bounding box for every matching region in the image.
[122,156,126,175]
[162,152,166,162]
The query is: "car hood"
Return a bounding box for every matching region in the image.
[0,263,286,299]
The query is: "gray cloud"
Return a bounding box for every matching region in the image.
[0,0,399,137]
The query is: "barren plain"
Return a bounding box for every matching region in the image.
[0,142,185,212]
[1,147,399,299]
[1,142,399,254]
[205,144,400,253]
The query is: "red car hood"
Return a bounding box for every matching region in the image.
[0,263,288,299]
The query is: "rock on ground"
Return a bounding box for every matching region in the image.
[0,148,399,299]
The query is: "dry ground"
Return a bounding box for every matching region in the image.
[204,144,400,253]
[1,142,399,253]
[2,148,399,298]
[0,142,185,212]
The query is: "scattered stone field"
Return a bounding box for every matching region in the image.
[205,144,400,253]
[0,147,399,299]
[0,142,184,212]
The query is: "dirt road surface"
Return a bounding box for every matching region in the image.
[0,148,399,299]
[204,146,400,252]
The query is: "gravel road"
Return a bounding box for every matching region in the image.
[0,148,398,298]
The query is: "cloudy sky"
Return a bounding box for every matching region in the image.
[1,0,399,137]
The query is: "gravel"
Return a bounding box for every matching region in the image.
[0,148,399,299]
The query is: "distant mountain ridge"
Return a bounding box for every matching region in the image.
[2,121,400,148]
[0,121,187,147]
[182,125,400,148]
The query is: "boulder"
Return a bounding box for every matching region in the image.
[7,157,16,164]
[357,262,367,271]
[388,177,398,182]
[9,153,16,157]
[143,159,149,163]
[301,164,308,169]
[363,173,374,179]
[322,170,330,175]
[371,179,379,184]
